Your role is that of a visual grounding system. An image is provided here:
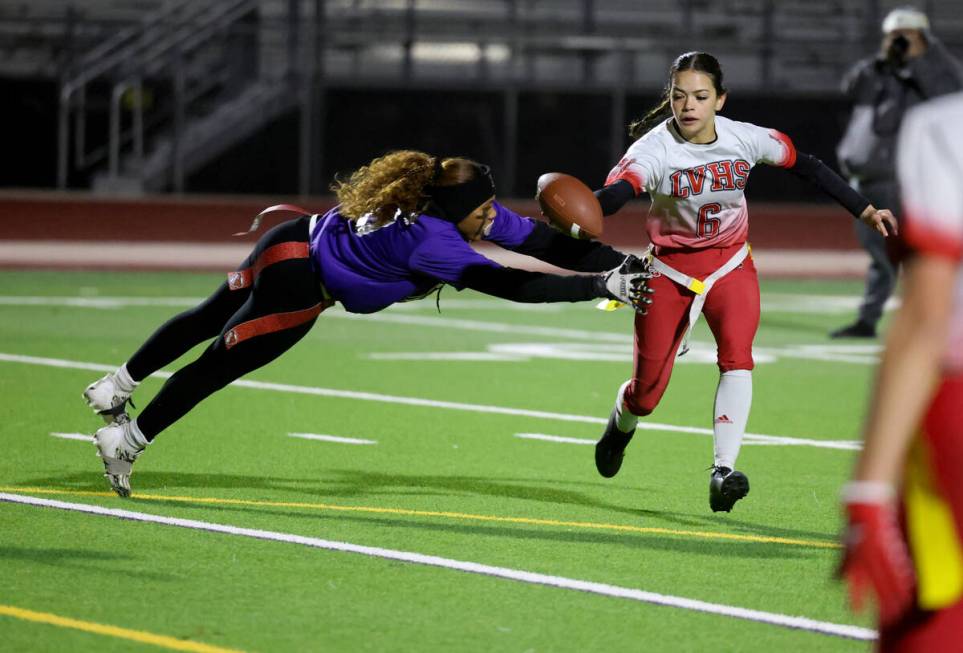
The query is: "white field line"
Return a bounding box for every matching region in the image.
[516,433,596,445]
[0,294,886,343]
[0,293,882,315]
[325,310,634,343]
[0,293,890,315]
[0,295,884,364]
[0,352,859,451]
[761,294,900,315]
[50,429,377,447]
[0,492,876,642]
[515,432,862,451]
[287,433,377,445]
[741,437,862,450]
[0,295,633,343]
[49,432,95,442]
[368,352,525,361]
[0,296,205,310]
[389,299,565,312]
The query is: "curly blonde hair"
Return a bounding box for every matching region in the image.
[332,150,481,224]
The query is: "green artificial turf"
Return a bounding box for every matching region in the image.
[0,270,882,652]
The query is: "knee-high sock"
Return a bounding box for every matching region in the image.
[614,380,638,432]
[713,369,752,469]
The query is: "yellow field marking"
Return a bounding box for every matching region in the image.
[0,486,840,550]
[0,604,245,653]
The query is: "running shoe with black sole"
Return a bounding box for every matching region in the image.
[595,408,635,478]
[709,466,750,512]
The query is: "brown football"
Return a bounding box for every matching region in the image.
[535,172,603,240]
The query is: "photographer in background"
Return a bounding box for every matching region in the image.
[831,7,963,339]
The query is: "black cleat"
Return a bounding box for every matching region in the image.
[595,409,635,478]
[709,466,750,512]
[829,320,876,339]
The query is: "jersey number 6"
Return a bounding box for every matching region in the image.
[698,203,723,238]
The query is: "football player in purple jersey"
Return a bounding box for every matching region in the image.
[82,149,651,497]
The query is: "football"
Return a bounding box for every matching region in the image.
[535,172,603,240]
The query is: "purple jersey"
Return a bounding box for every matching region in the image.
[310,201,536,313]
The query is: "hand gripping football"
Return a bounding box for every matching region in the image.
[535,172,603,240]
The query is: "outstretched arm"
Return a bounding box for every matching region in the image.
[510,220,626,273]
[485,200,626,273]
[458,261,652,311]
[460,265,603,303]
[787,152,898,236]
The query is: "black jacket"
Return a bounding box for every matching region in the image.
[836,37,963,184]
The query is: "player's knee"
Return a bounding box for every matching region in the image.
[623,389,657,417]
[718,356,754,373]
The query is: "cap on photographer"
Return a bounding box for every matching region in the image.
[880,7,930,64]
[830,6,963,340]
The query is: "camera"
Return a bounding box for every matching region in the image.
[886,34,911,65]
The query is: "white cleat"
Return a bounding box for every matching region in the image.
[93,422,144,498]
[83,374,132,424]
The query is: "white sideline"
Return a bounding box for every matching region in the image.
[288,433,377,445]
[0,352,860,451]
[0,492,875,642]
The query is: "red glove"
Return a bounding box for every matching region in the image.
[838,484,916,627]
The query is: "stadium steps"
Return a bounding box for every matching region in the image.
[94,78,297,193]
[63,0,276,193]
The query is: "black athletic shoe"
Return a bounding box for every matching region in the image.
[595,408,635,478]
[829,320,876,339]
[709,466,750,512]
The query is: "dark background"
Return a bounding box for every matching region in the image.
[2,77,849,202]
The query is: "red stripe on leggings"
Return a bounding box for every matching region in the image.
[223,302,331,349]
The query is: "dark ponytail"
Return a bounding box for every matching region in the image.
[628,51,727,140]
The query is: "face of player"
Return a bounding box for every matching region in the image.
[456,197,496,242]
[670,70,727,144]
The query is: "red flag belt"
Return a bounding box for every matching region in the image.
[224,302,331,349]
[234,204,312,237]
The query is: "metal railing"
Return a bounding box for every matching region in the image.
[52,0,963,193]
[56,0,259,189]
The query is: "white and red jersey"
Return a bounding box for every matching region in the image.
[897,92,963,372]
[606,115,797,249]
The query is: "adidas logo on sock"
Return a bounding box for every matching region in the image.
[714,414,732,424]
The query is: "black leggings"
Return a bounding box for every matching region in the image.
[127,217,325,439]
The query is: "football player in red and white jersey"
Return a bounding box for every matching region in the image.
[839,91,963,650]
[590,51,897,512]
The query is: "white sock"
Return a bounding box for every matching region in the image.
[114,363,138,394]
[125,418,149,451]
[712,369,752,469]
[614,380,639,432]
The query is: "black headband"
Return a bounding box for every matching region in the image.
[424,164,496,223]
